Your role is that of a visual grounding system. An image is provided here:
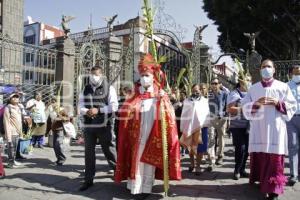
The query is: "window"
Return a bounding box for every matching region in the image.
[24,35,35,44]
[25,53,33,63]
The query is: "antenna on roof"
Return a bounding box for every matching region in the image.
[88,13,93,30]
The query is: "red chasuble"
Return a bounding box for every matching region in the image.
[115,85,182,183]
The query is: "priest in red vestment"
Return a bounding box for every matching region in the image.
[115,54,181,195]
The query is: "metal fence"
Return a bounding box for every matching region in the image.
[0,33,57,104]
[274,60,300,82]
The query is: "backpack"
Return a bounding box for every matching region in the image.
[0,105,9,135]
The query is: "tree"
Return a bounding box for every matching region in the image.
[203,0,300,60]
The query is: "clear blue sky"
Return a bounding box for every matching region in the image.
[24,0,220,54]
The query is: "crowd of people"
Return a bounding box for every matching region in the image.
[0,55,300,200]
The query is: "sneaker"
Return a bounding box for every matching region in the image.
[233,172,240,180]
[240,171,249,178]
[207,164,214,172]
[195,166,203,176]
[288,176,298,186]
[79,181,94,191]
[216,157,223,165]
[16,155,27,160]
[188,166,194,172]
[56,161,64,166]
[107,169,114,174]
[37,145,44,149]
[13,161,22,166]
[6,162,21,169]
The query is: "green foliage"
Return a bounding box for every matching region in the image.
[176,68,186,88]
[235,58,245,81]
[203,0,300,60]
[142,0,157,62]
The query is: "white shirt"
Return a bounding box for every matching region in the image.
[241,80,297,155]
[79,85,118,115]
[287,80,300,115]
[26,99,46,123]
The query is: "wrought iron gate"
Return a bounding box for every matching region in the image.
[0,33,57,104]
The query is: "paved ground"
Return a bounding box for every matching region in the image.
[0,138,300,200]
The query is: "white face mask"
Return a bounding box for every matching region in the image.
[246,82,252,89]
[140,76,153,88]
[261,67,274,79]
[89,74,102,86]
[292,75,300,83]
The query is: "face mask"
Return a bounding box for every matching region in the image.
[292,75,300,83]
[244,82,252,90]
[191,92,200,99]
[260,68,274,79]
[247,82,252,88]
[140,76,153,87]
[89,74,102,86]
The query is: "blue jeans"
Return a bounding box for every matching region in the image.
[31,135,44,146]
[8,135,19,164]
[230,128,249,174]
[287,115,300,178]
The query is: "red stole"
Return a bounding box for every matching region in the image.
[115,90,182,182]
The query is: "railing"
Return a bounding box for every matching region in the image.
[69,27,109,41]
[274,60,300,82]
[0,33,57,104]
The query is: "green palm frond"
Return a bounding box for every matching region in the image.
[56,82,63,113]
[235,58,245,81]
[158,55,168,64]
[176,68,187,87]
[142,0,157,62]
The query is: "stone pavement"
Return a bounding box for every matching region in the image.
[0,138,300,200]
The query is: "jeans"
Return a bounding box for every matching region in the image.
[287,115,300,178]
[53,130,66,164]
[31,135,44,146]
[230,128,249,174]
[8,135,20,164]
[207,118,227,163]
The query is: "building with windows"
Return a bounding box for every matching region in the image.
[24,17,64,45]
[0,0,24,86]
[23,17,64,85]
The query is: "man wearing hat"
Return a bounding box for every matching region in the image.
[3,92,23,168]
[115,54,181,196]
[287,64,300,186]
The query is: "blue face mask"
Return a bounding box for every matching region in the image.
[292,75,300,83]
[261,68,274,79]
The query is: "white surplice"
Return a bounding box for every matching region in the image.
[127,86,156,194]
[180,96,210,137]
[241,80,297,155]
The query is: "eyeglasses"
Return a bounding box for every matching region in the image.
[211,82,219,85]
